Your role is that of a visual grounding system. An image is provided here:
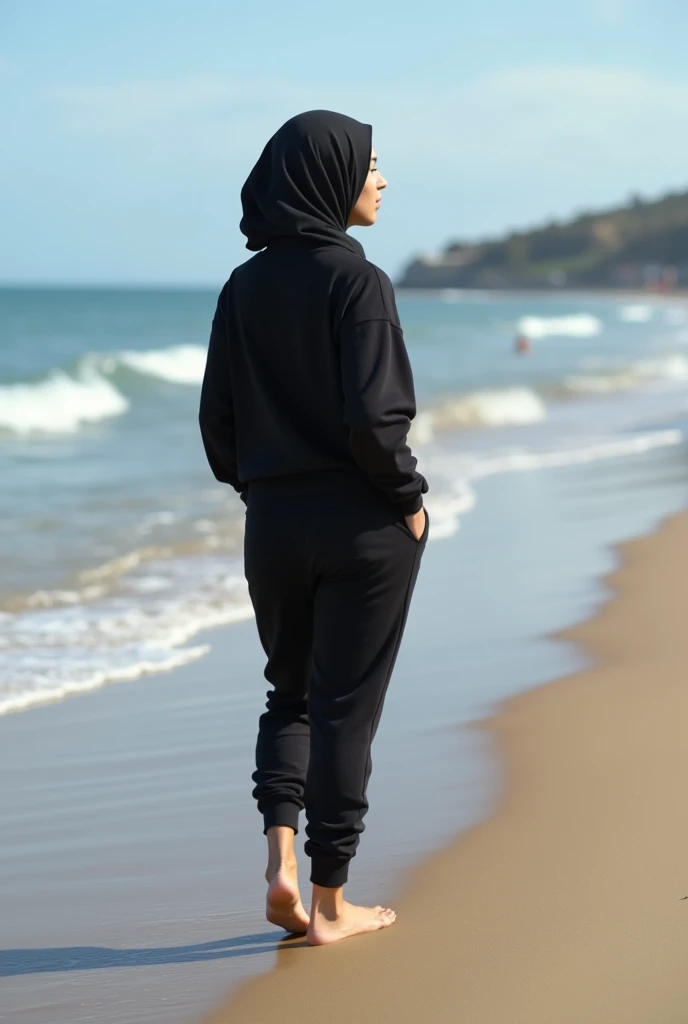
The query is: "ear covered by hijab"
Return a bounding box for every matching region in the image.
[239,110,373,258]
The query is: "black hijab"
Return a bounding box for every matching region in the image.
[240,110,372,258]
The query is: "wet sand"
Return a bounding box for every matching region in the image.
[203,512,688,1024]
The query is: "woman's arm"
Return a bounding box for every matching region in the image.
[339,315,427,515]
[198,290,247,502]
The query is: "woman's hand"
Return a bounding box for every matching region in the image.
[404,507,426,541]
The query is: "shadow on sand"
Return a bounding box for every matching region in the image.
[0,931,308,977]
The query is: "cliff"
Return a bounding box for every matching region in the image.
[397,189,688,291]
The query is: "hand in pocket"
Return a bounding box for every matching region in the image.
[404,507,427,541]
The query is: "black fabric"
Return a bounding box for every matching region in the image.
[240,109,372,258]
[245,471,429,888]
[199,238,428,514]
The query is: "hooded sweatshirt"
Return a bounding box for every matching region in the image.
[199,109,428,516]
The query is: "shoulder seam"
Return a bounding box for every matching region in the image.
[369,264,393,319]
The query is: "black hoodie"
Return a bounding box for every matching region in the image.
[199,109,428,516]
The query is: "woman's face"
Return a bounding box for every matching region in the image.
[348,148,387,227]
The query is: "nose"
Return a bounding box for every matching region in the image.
[378,175,388,190]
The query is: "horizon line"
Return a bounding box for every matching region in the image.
[0,280,224,290]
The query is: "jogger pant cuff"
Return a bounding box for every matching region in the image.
[262,802,301,835]
[310,855,350,888]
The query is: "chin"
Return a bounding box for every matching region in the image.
[349,211,377,228]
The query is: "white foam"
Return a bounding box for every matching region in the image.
[410,412,436,445]
[422,428,684,543]
[110,344,206,384]
[517,314,602,339]
[565,354,688,394]
[0,565,254,717]
[0,344,206,436]
[0,644,210,716]
[619,304,653,322]
[413,389,546,442]
[664,308,687,327]
[424,483,477,541]
[471,430,682,478]
[1,419,684,717]
[0,370,129,435]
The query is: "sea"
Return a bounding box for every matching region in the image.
[1,286,687,717]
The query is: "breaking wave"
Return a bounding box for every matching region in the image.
[0,345,206,435]
[564,354,688,395]
[100,344,206,384]
[516,314,602,339]
[0,369,130,435]
[412,388,546,442]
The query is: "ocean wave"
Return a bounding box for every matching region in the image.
[0,560,253,716]
[0,369,129,435]
[618,304,687,327]
[8,528,242,614]
[0,344,206,436]
[517,314,602,339]
[564,354,688,395]
[99,344,206,385]
[0,645,210,717]
[618,304,654,323]
[422,428,684,541]
[412,387,546,442]
[471,429,682,478]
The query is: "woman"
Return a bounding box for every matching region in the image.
[199,110,428,945]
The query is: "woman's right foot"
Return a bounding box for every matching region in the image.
[307,900,396,946]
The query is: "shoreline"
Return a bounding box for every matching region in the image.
[203,510,688,1024]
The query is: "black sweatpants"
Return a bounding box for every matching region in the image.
[244,469,428,888]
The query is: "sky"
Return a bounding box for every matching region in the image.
[1,0,687,285]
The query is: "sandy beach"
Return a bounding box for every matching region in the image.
[204,511,688,1024]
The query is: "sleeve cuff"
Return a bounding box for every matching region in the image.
[399,494,424,516]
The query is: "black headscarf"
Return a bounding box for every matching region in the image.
[240,110,372,258]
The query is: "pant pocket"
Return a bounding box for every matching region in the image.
[401,507,430,544]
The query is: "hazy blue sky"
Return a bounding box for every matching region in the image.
[2,0,686,284]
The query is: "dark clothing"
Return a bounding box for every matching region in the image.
[199,241,428,515]
[198,109,428,885]
[245,470,428,888]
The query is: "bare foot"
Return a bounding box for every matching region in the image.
[264,825,309,934]
[266,862,310,935]
[307,899,396,946]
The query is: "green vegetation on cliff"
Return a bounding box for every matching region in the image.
[397,189,688,291]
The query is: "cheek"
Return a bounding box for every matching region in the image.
[365,178,378,204]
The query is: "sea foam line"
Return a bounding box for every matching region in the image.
[0,645,210,717]
[0,427,683,718]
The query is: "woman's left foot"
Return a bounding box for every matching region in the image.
[266,861,310,934]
